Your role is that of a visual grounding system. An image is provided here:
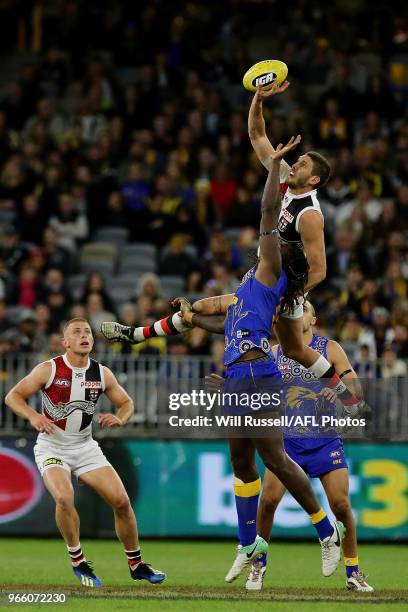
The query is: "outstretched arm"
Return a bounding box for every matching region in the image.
[256,136,301,287]
[248,82,292,180]
[191,295,235,315]
[182,312,226,334]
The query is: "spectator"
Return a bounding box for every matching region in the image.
[48,193,89,252]
[80,272,115,313]
[17,194,47,245]
[381,347,407,378]
[85,292,115,332]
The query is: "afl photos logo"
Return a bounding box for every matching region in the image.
[0,448,42,524]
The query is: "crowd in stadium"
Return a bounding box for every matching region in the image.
[0,0,407,377]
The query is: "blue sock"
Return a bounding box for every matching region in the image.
[234,477,261,546]
[310,508,334,540]
[345,557,359,578]
[254,552,267,567]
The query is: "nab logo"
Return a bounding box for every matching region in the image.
[54,378,70,387]
[252,72,277,87]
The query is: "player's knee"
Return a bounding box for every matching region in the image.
[111,493,131,514]
[330,496,351,519]
[54,490,74,510]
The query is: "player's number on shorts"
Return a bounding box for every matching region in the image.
[361,459,408,528]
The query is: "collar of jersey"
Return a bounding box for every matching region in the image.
[286,188,317,199]
[63,353,90,372]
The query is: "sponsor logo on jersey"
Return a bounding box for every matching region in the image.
[237,329,250,338]
[43,457,63,467]
[330,450,341,458]
[54,378,71,387]
[281,208,294,222]
[75,372,84,378]
[333,458,343,465]
[81,381,102,388]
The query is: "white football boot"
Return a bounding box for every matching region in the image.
[320,520,344,577]
[346,570,374,592]
[245,556,267,591]
[225,536,268,583]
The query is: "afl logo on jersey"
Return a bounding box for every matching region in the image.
[54,378,70,387]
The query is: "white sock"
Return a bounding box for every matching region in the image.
[133,312,191,342]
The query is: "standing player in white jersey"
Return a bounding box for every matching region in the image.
[5,317,166,588]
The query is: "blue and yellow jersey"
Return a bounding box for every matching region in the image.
[224,266,287,367]
[277,334,340,447]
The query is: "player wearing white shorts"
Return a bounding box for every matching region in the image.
[5,317,166,588]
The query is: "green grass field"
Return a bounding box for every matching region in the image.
[0,539,407,611]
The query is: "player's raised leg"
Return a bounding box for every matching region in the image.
[275,316,363,411]
[320,468,374,591]
[78,466,166,584]
[43,467,102,587]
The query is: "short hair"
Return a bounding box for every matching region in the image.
[304,300,316,317]
[307,151,331,187]
[63,317,90,334]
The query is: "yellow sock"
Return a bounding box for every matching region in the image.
[309,508,327,524]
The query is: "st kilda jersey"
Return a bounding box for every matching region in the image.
[39,354,106,445]
[278,184,323,247]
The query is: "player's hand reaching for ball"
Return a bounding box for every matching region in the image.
[30,413,54,434]
[254,80,290,101]
[99,413,123,428]
[270,135,301,162]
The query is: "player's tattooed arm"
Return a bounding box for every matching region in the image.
[101,367,134,426]
[5,362,54,433]
[192,294,234,315]
[327,340,363,399]
[248,83,292,180]
[189,313,226,334]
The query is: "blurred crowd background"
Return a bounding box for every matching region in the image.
[0,0,407,377]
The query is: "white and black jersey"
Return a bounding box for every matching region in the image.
[278,184,323,247]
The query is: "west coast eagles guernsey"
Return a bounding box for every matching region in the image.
[38,354,105,446]
[224,266,287,366]
[277,334,339,446]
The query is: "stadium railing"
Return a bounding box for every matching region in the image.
[1,353,407,441]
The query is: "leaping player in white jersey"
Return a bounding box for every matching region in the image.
[101,81,364,413]
[5,317,166,588]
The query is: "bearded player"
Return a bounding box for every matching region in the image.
[5,318,166,588]
[102,81,362,412]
